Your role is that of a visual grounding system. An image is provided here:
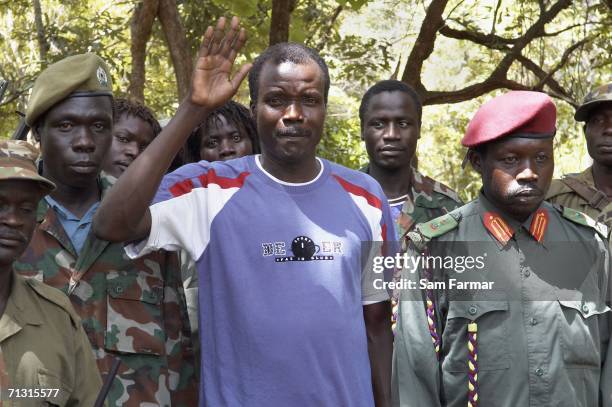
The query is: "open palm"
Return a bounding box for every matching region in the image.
[190,16,251,110]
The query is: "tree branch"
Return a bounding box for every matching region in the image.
[158,0,193,100]
[127,0,159,103]
[412,0,573,105]
[401,0,449,90]
[269,0,298,46]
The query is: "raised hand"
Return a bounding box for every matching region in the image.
[190,16,252,110]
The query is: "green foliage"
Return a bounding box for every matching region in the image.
[0,0,609,205]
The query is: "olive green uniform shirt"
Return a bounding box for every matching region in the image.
[392,194,612,407]
[0,272,102,406]
[547,165,612,229]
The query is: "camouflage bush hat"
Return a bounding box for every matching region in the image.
[25,53,113,126]
[574,83,612,122]
[0,140,55,191]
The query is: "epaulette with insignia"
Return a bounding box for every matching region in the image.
[26,278,81,327]
[416,212,460,241]
[559,205,608,238]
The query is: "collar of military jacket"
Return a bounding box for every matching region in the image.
[360,164,444,209]
[478,192,549,248]
[0,272,43,343]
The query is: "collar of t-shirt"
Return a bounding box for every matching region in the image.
[44,195,100,255]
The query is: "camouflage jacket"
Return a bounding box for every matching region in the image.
[361,166,463,241]
[547,166,612,229]
[13,174,197,407]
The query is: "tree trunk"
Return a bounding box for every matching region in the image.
[32,0,49,66]
[269,0,298,46]
[158,0,193,101]
[128,0,159,103]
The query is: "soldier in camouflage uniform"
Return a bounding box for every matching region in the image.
[359,80,462,330]
[393,91,612,407]
[13,54,197,406]
[547,83,612,228]
[0,140,103,406]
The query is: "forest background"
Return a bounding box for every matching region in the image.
[0,0,609,201]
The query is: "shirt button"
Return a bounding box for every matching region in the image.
[523,269,531,278]
[535,368,544,376]
[582,304,590,314]
[115,286,124,294]
[530,318,538,326]
[468,305,478,316]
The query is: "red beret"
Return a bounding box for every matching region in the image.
[462,91,556,147]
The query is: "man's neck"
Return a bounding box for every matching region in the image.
[368,164,413,200]
[0,268,12,319]
[46,178,101,218]
[260,155,321,184]
[591,162,612,198]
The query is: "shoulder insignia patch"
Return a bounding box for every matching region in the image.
[560,206,608,238]
[26,278,81,327]
[417,213,460,239]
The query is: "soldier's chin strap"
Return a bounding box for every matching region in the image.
[467,322,479,407]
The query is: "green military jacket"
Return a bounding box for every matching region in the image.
[392,193,612,407]
[0,272,102,406]
[547,165,612,229]
[361,166,462,240]
[13,174,197,407]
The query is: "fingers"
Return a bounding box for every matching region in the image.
[197,26,214,59]
[227,29,247,66]
[230,63,253,91]
[209,17,227,55]
[219,16,241,58]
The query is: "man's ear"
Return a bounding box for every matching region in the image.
[467,149,483,175]
[32,123,41,143]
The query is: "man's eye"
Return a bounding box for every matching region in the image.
[303,96,318,105]
[503,157,518,164]
[371,121,384,129]
[232,134,243,143]
[206,139,218,148]
[115,135,129,143]
[58,122,72,131]
[266,96,284,107]
[398,121,410,128]
[535,154,548,163]
[93,122,106,131]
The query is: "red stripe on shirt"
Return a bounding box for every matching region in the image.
[332,175,383,210]
[198,169,250,189]
[169,179,195,197]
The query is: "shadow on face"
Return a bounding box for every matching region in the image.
[199,114,253,162]
[362,91,420,172]
[103,113,156,178]
[469,137,554,222]
[34,96,113,187]
[0,180,46,268]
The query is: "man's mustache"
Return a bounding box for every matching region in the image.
[275,127,312,138]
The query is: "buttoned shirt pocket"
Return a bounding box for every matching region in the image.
[443,300,511,372]
[37,368,72,406]
[105,271,166,355]
[557,299,610,368]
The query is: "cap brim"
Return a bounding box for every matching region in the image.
[0,172,56,192]
[574,100,608,122]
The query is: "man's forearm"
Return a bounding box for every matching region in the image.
[364,301,393,407]
[93,101,209,242]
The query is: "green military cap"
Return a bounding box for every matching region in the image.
[574,82,612,122]
[25,53,113,126]
[0,140,55,191]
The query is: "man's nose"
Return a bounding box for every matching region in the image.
[282,102,304,125]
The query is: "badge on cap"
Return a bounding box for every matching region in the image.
[96,66,108,87]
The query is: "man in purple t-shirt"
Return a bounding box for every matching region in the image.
[94,16,394,406]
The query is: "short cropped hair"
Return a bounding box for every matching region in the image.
[114,98,161,137]
[248,42,331,107]
[186,100,259,162]
[359,80,422,127]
